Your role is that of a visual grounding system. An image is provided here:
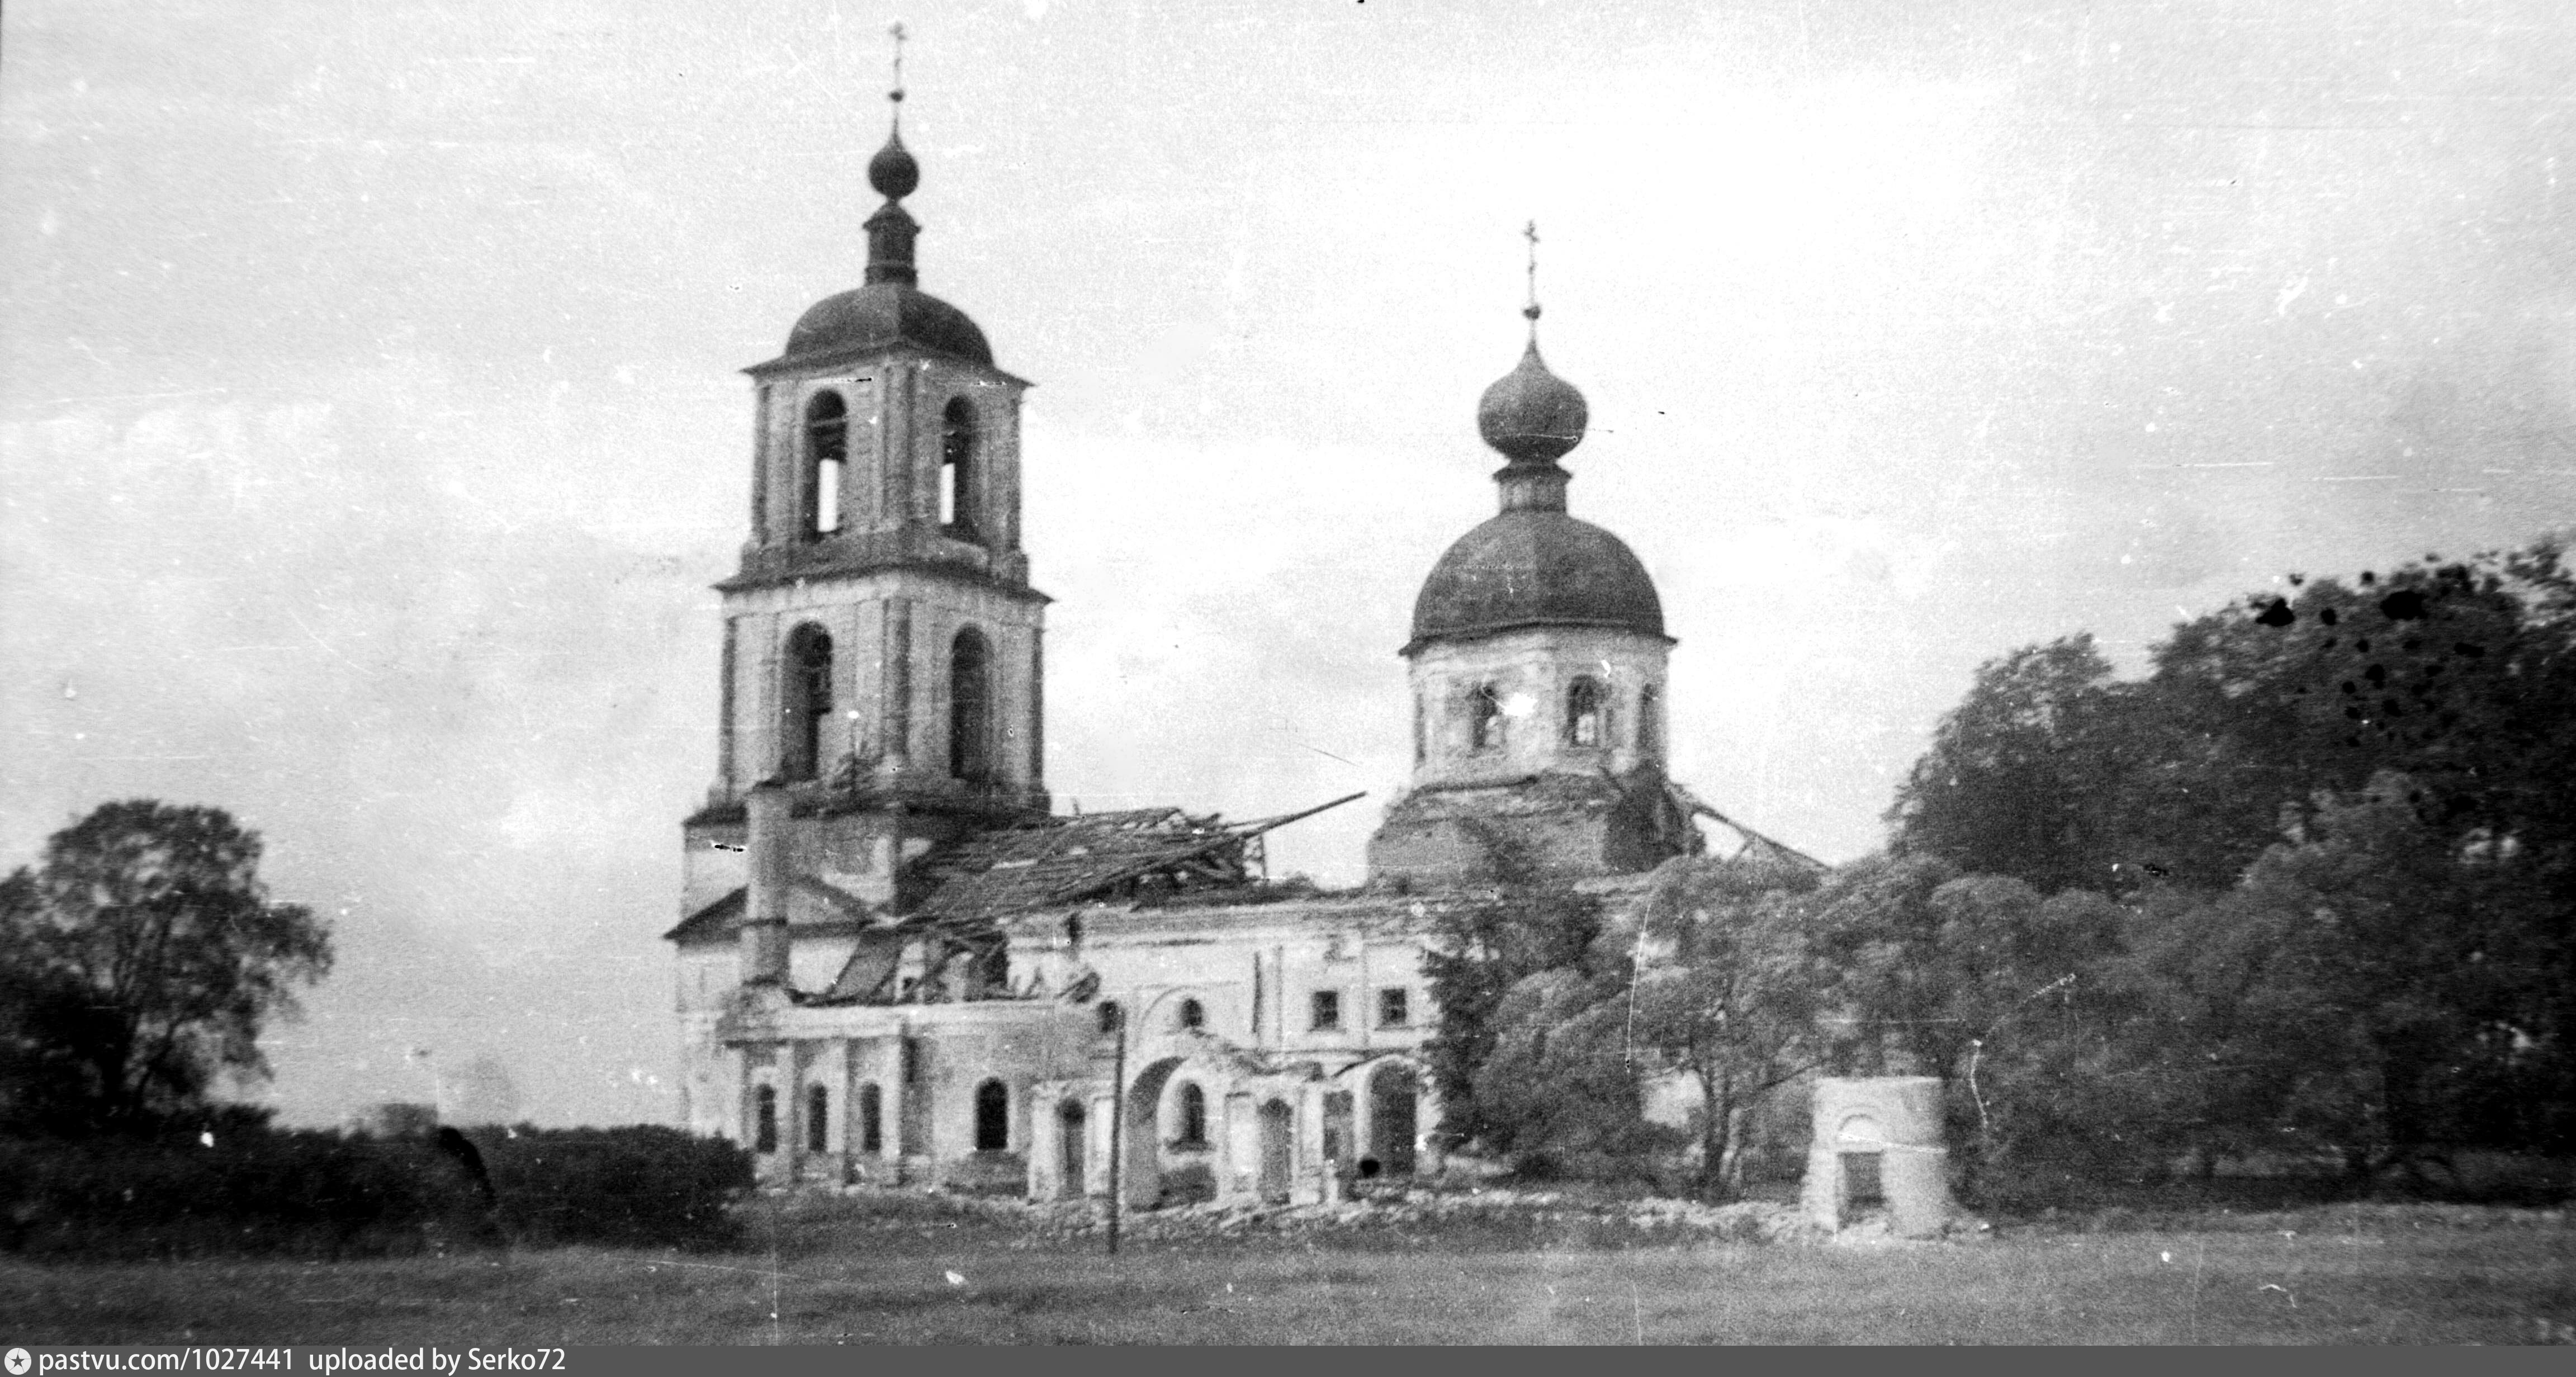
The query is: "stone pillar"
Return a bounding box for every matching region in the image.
[825,1040,854,1184]
[740,784,792,987]
[1089,1090,1117,1198]
[1219,1091,1257,1206]
[1803,1076,1955,1239]
[880,1039,907,1186]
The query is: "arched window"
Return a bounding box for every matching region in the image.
[804,392,847,539]
[805,1083,829,1154]
[1565,676,1607,749]
[1177,997,1205,1031]
[752,1084,779,1153]
[1097,1000,1123,1034]
[1412,690,1426,765]
[940,398,980,541]
[780,624,834,780]
[1467,683,1505,752]
[1638,684,1661,759]
[1176,1082,1208,1146]
[949,627,992,783]
[974,1078,1009,1151]
[858,1083,883,1153]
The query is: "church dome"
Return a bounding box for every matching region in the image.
[1476,340,1588,465]
[782,282,993,367]
[1408,509,1665,649]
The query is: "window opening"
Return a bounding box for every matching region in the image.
[1468,683,1505,752]
[974,1078,1008,1151]
[753,1085,779,1153]
[1178,997,1205,1031]
[1638,684,1661,758]
[1176,1082,1208,1146]
[940,398,980,540]
[1841,1151,1885,1208]
[949,627,993,783]
[858,1083,883,1153]
[1310,990,1342,1031]
[804,392,847,538]
[1377,987,1410,1029]
[805,1083,829,1154]
[781,624,834,781]
[902,1037,922,1084]
[1412,690,1427,765]
[1565,676,1607,749]
[1097,1000,1123,1035]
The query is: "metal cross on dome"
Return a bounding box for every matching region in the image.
[1523,219,1543,328]
[888,20,907,111]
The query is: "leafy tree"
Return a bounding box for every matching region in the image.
[1882,541,2576,1168]
[0,801,331,1136]
[1893,543,2576,899]
[1470,967,1652,1173]
[2120,773,2571,1177]
[1887,636,2143,893]
[1621,855,1827,1195]
[1805,854,2127,1184]
[1419,825,1605,1153]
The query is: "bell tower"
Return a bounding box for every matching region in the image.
[684,69,1047,926]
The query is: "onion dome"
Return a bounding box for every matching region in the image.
[1404,294,1664,653]
[1476,340,1589,465]
[868,128,921,201]
[1408,511,1665,650]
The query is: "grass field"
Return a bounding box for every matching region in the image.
[4,1192,2572,1345]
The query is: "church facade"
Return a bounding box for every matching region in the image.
[665,104,1790,1207]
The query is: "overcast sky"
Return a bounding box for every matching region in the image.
[6,0,2573,1128]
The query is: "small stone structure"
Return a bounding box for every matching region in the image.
[1801,1076,1955,1239]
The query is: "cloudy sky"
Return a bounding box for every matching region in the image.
[6,0,2573,1128]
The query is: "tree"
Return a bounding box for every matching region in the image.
[1805,854,2127,1185]
[1887,636,2143,895]
[0,801,332,1135]
[1622,854,1827,1195]
[1471,967,1653,1174]
[2120,773,2572,1177]
[1419,825,1606,1153]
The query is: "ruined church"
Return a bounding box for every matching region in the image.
[665,96,1807,1207]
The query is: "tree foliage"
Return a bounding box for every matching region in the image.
[0,801,332,1136]
[1419,828,1604,1152]
[1879,539,2576,1178]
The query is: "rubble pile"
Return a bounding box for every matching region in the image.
[991,1186,1823,1248]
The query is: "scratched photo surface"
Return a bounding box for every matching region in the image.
[6,0,2572,1167]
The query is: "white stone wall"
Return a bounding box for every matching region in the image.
[1405,624,1671,785]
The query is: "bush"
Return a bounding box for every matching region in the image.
[0,1123,752,1261]
[0,1128,485,1261]
[472,1124,753,1250]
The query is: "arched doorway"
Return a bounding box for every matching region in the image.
[1257,1099,1294,1204]
[974,1078,1010,1152]
[1366,1061,1421,1178]
[1121,1058,1183,1209]
[1057,1099,1087,1200]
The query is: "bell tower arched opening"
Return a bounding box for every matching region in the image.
[949,627,993,783]
[803,391,847,538]
[940,397,981,541]
[780,624,834,781]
